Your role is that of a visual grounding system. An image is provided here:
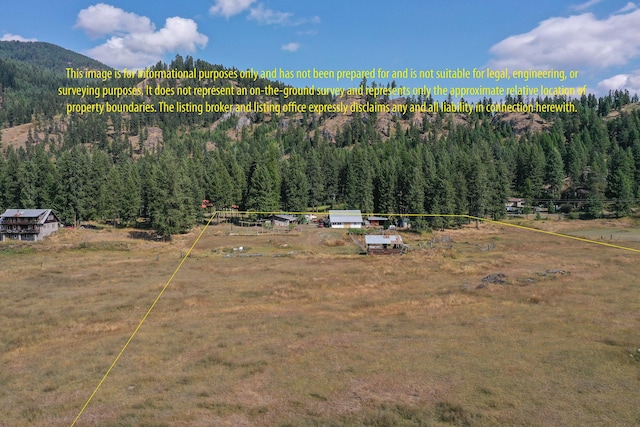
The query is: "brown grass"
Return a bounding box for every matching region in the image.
[1,219,640,426]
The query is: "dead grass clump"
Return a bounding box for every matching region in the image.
[76,241,132,251]
[361,403,432,426]
[321,238,346,247]
[435,401,477,426]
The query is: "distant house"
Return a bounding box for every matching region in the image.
[271,214,298,227]
[506,197,525,213]
[0,209,60,242]
[366,216,388,227]
[364,234,406,254]
[329,210,363,229]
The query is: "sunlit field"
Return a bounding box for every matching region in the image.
[1,218,640,426]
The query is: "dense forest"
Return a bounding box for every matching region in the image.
[1,43,640,236]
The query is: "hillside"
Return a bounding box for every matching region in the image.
[1,41,640,235]
[0,41,112,126]
[0,41,111,75]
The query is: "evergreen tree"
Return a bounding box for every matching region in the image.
[245,161,279,214]
[374,159,397,214]
[584,152,607,218]
[544,146,564,199]
[465,152,489,217]
[32,144,57,209]
[345,145,374,212]
[54,147,91,224]
[607,149,634,216]
[120,162,141,224]
[305,150,324,209]
[102,166,125,224]
[148,150,195,236]
[17,159,37,209]
[3,147,20,208]
[282,152,309,212]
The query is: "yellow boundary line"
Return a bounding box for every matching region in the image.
[71,210,639,425]
[70,214,216,426]
[220,210,640,253]
[221,210,640,253]
[466,215,640,254]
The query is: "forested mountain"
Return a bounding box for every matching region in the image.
[0,41,113,126]
[0,41,110,74]
[1,42,639,236]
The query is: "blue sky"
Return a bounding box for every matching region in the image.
[2,0,640,97]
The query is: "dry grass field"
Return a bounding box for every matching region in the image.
[1,218,640,426]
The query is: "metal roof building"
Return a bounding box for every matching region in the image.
[328,210,363,228]
[364,234,404,246]
[364,234,405,254]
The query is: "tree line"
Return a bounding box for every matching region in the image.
[1,88,639,235]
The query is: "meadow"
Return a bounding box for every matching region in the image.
[1,218,639,426]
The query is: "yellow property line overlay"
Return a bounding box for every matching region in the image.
[71,210,639,424]
[221,210,640,253]
[465,215,640,254]
[220,210,640,253]
[71,213,216,426]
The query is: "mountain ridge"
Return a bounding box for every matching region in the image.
[0,40,111,75]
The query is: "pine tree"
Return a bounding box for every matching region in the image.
[465,152,489,217]
[305,150,324,209]
[607,149,634,217]
[373,159,397,214]
[3,147,20,208]
[54,147,91,224]
[119,162,141,224]
[282,153,309,212]
[345,146,374,212]
[544,146,564,199]
[102,166,125,224]
[245,162,279,214]
[148,150,195,236]
[17,159,37,209]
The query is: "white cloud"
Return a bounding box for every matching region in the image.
[281,42,300,52]
[598,70,640,94]
[248,4,293,25]
[210,0,256,18]
[617,2,637,13]
[0,33,37,42]
[210,1,317,27]
[489,10,640,70]
[75,3,153,38]
[570,0,602,11]
[75,4,208,69]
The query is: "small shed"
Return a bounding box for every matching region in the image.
[364,234,406,255]
[271,214,299,227]
[366,216,388,227]
[329,210,363,229]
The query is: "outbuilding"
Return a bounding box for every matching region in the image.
[364,234,406,254]
[329,210,363,229]
[366,216,388,227]
[271,214,299,227]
